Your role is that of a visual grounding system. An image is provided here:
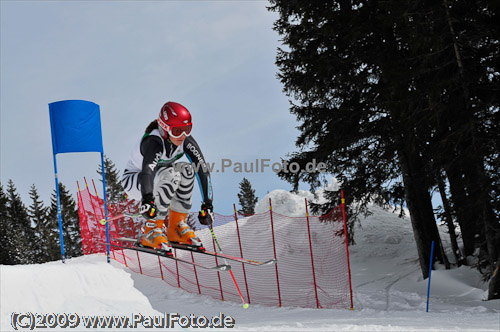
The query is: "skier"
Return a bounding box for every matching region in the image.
[121,101,214,253]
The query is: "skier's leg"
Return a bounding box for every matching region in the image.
[140,166,180,250]
[170,162,195,213]
[153,166,181,216]
[167,163,202,246]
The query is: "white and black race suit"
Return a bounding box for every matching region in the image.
[121,128,213,215]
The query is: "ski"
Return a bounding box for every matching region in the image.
[114,237,277,267]
[172,242,278,267]
[106,242,231,271]
[99,213,142,225]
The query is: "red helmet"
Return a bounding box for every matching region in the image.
[158,101,193,139]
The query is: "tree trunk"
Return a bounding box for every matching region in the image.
[483,203,500,267]
[444,0,500,277]
[446,167,476,258]
[488,259,500,300]
[397,139,444,279]
[437,171,462,266]
[474,162,500,267]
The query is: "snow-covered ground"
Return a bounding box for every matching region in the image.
[1,189,499,331]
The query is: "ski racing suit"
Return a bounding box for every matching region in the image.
[121,128,213,216]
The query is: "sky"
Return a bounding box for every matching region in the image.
[0,0,310,215]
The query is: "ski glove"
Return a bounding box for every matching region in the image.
[198,202,214,225]
[140,194,157,219]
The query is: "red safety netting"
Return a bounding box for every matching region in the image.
[78,188,353,309]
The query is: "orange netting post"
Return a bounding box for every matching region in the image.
[191,252,201,295]
[174,249,180,287]
[158,256,164,280]
[91,179,116,261]
[77,181,96,254]
[77,183,98,254]
[136,251,143,274]
[126,203,137,239]
[212,235,224,301]
[305,199,320,308]
[269,198,282,307]
[124,203,138,269]
[83,178,105,244]
[234,204,251,304]
[341,190,354,310]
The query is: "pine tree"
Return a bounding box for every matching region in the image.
[47,183,82,261]
[237,178,258,215]
[97,155,126,205]
[41,201,62,262]
[27,184,50,263]
[268,0,499,297]
[5,180,36,264]
[0,182,15,264]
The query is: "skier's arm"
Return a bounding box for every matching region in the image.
[183,136,213,207]
[138,135,164,198]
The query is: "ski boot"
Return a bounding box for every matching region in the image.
[166,209,204,249]
[140,219,172,254]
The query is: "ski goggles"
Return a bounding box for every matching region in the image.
[158,119,192,139]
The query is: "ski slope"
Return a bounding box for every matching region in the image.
[1,189,499,331]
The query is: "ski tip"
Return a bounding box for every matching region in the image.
[217,265,231,271]
[264,259,278,266]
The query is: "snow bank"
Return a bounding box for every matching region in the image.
[254,177,339,216]
[0,256,159,331]
[348,204,498,315]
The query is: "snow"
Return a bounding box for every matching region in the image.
[254,177,339,216]
[1,188,499,331]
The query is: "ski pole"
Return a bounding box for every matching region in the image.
[99,212,142,225]
[426,241,435,312]
[208,224,249,309]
